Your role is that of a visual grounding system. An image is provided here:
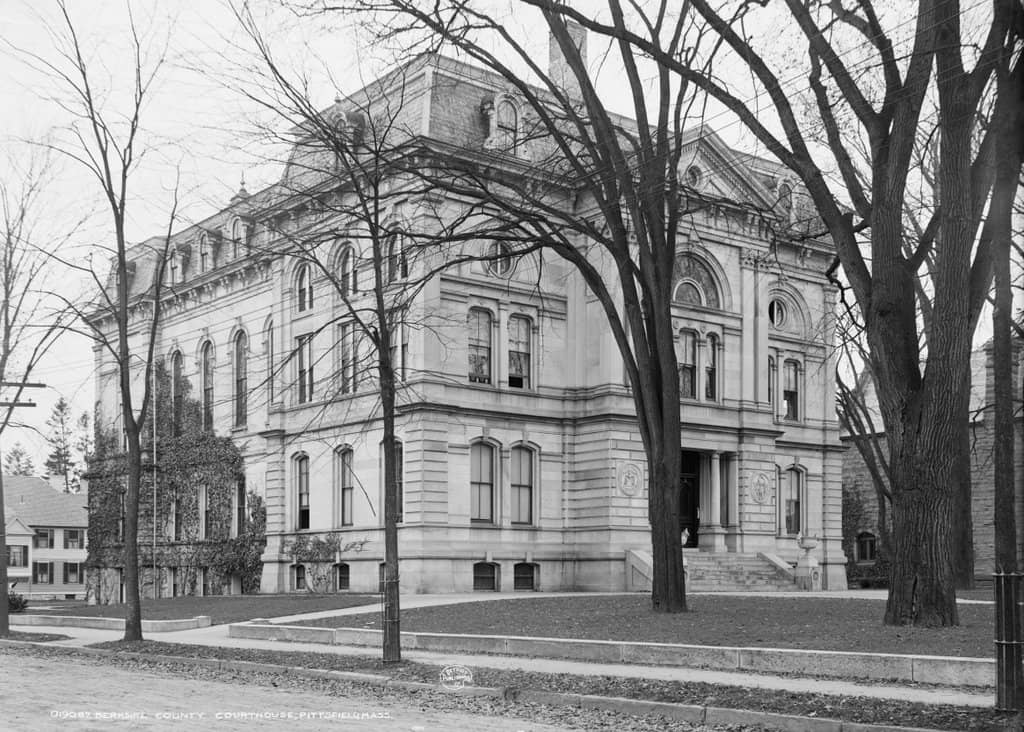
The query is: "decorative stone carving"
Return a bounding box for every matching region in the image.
[617,461,643,497]
[751,472,771,504]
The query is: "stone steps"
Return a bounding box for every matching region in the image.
[684,551,796,592]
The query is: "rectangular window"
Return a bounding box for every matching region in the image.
[783,360,799,420]
[679,330,697,399]
[297,457,310,530]
[470,443,494,522]
[510,446,533,524]
[768,356,775,405]
[64,529,83,550]
[337,563,350,591]
[468,309,492,384]
[201,567,213,597]
[34,529,54,549]
[297,334,314,403]
[63,562,83,585]
[339,323,356,394]
[6,545,27,567]
[198,485,210,540]
[235,479,247,537]
[32,561,53,584]
[784,469,802,535]
[705,334,718,401]
[508,316,531,389]
[339,449,354,526]
[294,564,306,591]
[173,499,183,541]
[171,567,180,597]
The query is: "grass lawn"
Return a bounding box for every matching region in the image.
[292,594,994,657]
[29,593,377,625]
[3,631,71,642]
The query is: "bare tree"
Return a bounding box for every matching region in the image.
[526,0,1023,626]
[14,1,182,640]
[0,147,68,636]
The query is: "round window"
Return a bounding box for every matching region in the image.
[685,165,702,188]
[486,241,514,276]
[768,299,787,328]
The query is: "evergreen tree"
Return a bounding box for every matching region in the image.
[3,443,34,476]
[44,397,75,492]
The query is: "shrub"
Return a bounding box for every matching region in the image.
[8,591,29,614]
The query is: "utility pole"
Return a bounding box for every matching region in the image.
[0,380,47,637]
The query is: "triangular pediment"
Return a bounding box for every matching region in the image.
[677,126,780,211]
[4,514,33,538]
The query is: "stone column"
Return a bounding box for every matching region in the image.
[705,451,727,551]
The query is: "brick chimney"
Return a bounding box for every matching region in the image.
[548,15,588,98]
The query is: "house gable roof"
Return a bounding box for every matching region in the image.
[3,475,87,528]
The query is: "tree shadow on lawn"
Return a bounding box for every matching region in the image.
[294,595,993,657]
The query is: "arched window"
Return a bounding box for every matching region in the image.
[199,234,209,273]
[679,329,697,399]
[336,447,354,526]
[673,255,721,309]
[338,246,356,296]
[508,315,531,389]
[231,218,243,259]
[674,281,703,305]
[296,334,314,404]
[783,468,802,535]
[233,331,247,428]
[201,342,214,431]
[385,232,408,283]
[468,309,492,384]
[470,442,495,523]
[496,99,518,152]
[473,561,498,591]
[292,564,306,591]
[297,264,313,312]
[510,446,533,525]
[783,360,800,420]
[778,183,793,217]
[705,333,718,401]
[295,455,310,530]
[171,351,184,436]
[768,355,776,405]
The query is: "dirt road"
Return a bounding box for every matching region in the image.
[0,651,570,732]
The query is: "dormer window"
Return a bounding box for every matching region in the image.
[496,99,518,153]
[199,234,209,273]
[231,218,244,259]
[484,95,523,157]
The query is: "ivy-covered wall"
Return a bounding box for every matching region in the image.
[84,364,266,602]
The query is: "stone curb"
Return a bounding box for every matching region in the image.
[0,640,949,731]
[12,614,212,632]
[230,622,995,688]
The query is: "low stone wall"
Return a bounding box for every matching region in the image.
[227,622,994,688]
[12,614,212,632]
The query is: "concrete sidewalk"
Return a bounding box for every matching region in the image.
[13,615,994,710]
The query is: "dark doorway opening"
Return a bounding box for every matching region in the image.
[680,450,701,547]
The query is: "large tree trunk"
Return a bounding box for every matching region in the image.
[952,381,975,587]
[123,442,143,641]
[649,437,685,612]
[885,440,959,626]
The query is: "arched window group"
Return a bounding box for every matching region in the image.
[672,254,721,309]
[467,309,534,390]
[677,329,721,403]
[468,440,536,526]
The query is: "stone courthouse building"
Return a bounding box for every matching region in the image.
[91,34,847,594]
